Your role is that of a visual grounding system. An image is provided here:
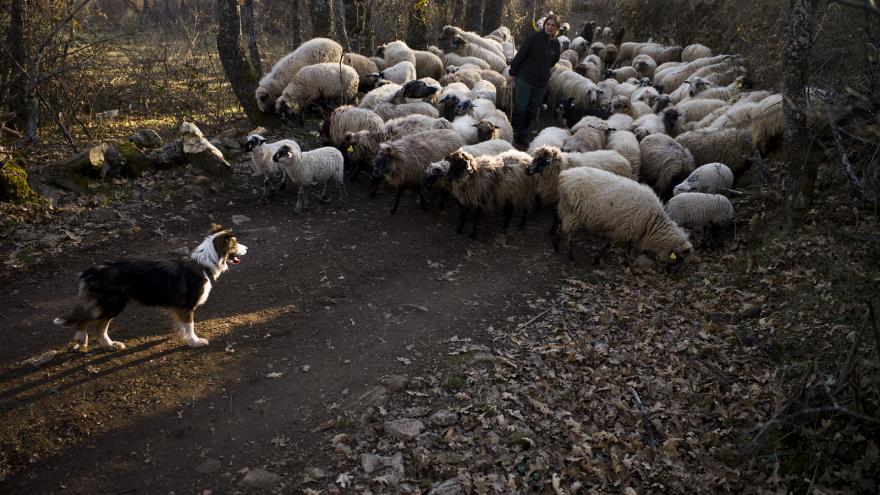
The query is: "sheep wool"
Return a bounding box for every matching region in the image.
[605,129,641,180]
[672,162,734,196]
[374,129,465,207]
[639,133,696,199]
[275,63,359,116]
[556,167,693,262]
[665,192,735,230]
[255,38,343,112]
[343,52,380,88]
[675,128,752,176]
[528,127,570,154]
[273,144,346,214]
[328,105,384,147]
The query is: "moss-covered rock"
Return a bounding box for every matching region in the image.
[118,141,152,177]
[0,160,39,203]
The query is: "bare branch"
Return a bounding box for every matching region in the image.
[833,0,880,16]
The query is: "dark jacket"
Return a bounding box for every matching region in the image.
[508,30,562,88]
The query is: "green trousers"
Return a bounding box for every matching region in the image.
[511,77,547,139]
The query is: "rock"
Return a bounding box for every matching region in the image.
[430,410,459,427]
[128,128,163,148]
[240,468,281,490]
[304,466,326,480]
[117,142,151,177]
[146,140,185,169]
[39,233,65,249]
[24,349,60,367]
[0,160,39,203]
[180,122,231,176]
[353,385,389,408]
[183,184,205,199]
[415,431,442,447]
[429,476,469,495]
[381,374,410,392]
[231,215,251,225]
[361,452,404,486]
[218,127,242,139]
[195,458,222,474]
[383,418,424,440]
[100,145,126,178]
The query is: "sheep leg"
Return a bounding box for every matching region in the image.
[321,180,331,202]
[294,184,308,214]
[468,208,482,240]
[501,203,514,229]
[390,187,404,215]
[336,178,347,205]
[262,175,272,199]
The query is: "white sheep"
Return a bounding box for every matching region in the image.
[632,54,657,80]
[244,134,300,198]
[681,44,712,63]
[665,192,735,249]
[474,110,513,143]
[343,52,380,89]
[438,25,506,59]
[449,35,507,73]
[442,53,492,71]
[675,128,753,177]
[326,105,384,147]
[359,82,403,110]
[672,162,735,196]
[413,50,444,79]
[555,166,692,268]
[468,80,497,105]
[528,145,632,207]
[370,60,417,86]
[255,38,343,112]
[272,143,346,214]
[384,40,417,67]
[452,114,480,144]
[528,126,570,154]
[607,113,634,131]
[749,93,783,153]
[675,98,728,123]
[371,101,439,121]
[639,133,696,199]
[606,66,639,83]
[605,128,641,180]
[275,63,359,120]
[372,129,465,214]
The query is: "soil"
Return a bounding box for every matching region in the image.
[0,169,569,493]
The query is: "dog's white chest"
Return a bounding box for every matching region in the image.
[197,279,213,306]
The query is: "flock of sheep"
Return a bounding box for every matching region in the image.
[243,20,785,270]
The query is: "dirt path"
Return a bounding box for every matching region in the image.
[0,177,567,493]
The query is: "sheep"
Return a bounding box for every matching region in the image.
[438,26,505,59]
[384,40,417,67]
[444,150,533,238]
[384,114,452,140]
[560,49,580,67]
[707,101,758,129]
[244,134,299,198]
[451,114,480,144]
[478,70,508,92]
[527,145,631,207]
[607,113,634,130]
[423,140,515,209]
[461,139,515,156]
[528,126,570,154]
[455,98,497,121]
[440,68,483,89]
[672,162,734,196]
[468,80,497,105]
[749,93,783,153]
[324,105,384,147]
[341,115,451,179]
[655,55,744,97]
[554,70,602,107]
[605,128,641,180]
[681,43,712,63]
[275,63,359,121]
[576,55,603,84]
[639,133,696,199]
[631,107,684,141]
[557,35,571,51]
[571,115,609,134]
[255,38,343,112]
[556,97,611,129]
[632,54,657,80]
[272,143,346,214]
[369,56,387,71]
[389,79,441,103]
[609,95,653,120]
[413,50,444,79]
[343,52,380,90]
[485,26,514,44]
[449,35,508,73]
[694,75,753,102]
[605,66,639,83]
[675,98,727,123]
[675,128,753,177]
[554,166,692,268]
[665,192,735,249]
[359,82,403,110]
[570,36,587,56]
[370,60,417,86]
[442,53,492,71]
[616,42,681,68]
[372,129,465,214]
[474,110,513,143]
[729,89,773,105]
[371,101,439,121]
[562,125,605,152]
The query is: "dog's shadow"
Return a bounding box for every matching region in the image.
[0,338,184,414]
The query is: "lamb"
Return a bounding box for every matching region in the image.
[528,126,570,154]
[255,38,343,112]
[244,134,299,198]
[474,110,513,143]
[672,162,734,196]
[372,129,465,214]
[605,128,641,180]
[444,150,534,238]
[272,143,346,214]
[370,60,417,85]
[681,43,712,63]
[639,133,696,199]
[632,54,657,80]
[343,52,380,90]
[665,192,735,249]
[384,40,417,67]
[528,145,632,206]
[554,166,692,268]
[675,128,753,177]
[275,63,359,120]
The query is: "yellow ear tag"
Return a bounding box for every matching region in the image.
[346,145,354,153]
[293,103,300,111]
[669,252,678,261]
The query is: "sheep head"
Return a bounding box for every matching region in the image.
[526,146,562,176]
[688,77,711,97]
[662,108,681,134]
[402,80,438,100]
[255,87,272,113]
[450,35,468,51]
[445,150,476,181]
[664,244,692,273]
[655,95,671,113]
[610,95,631,115]
[475,121,500,142]
[272,144,296,162]
[424,161,449,189]
[590,42,604,56]
[373,143,401,178]
[244,134,266,152]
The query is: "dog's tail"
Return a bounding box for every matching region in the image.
[53,304,94,327]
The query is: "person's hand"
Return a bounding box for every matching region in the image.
[506,74,515,86]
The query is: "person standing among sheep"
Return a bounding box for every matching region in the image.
[506,13,562,147]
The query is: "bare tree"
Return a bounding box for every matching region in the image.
[217,0,272,125]
[783,0,816,213]
[463,0,483,33]
[406,0,428,50]
[6,0,28,133]
[451,0,464,25]
[482,0,504,34]
[333,0,349,49]
[291,0,303,48]
[240,0,262,75]
[308,0,334,38]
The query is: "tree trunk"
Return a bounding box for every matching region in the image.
[290,0,303,48]
[240,0,262,76]
[782,0,814,214]
[406,0,428,50]
[7,0,29,132]
[216,0,273,126]
[482,0,504,34]
[308,0,334,38]
[333,0,349,49]
[463,0,482,33]
[450,0,464,25]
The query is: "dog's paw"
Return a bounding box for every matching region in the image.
[187,337,209,348]
[101,341,126,351]
[71,342,88,351]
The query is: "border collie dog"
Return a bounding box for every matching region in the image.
[54,225,248,350]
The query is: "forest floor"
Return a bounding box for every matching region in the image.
[1,122,878,493]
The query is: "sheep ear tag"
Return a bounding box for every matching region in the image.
[669,252,678,261]
[293,103,300,111]
[346,145,354,154]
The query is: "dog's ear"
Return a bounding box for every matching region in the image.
[210,223,225,234]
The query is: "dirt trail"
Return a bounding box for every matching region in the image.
[0,180,566,493]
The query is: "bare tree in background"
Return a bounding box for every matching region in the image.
[463,0,482,33]
[333,0,349,49]
[482,0,504,34]
[783,0,816,213]
[451,0,464,25]
[308,0,334,38]
[6,0,29,133]
[291,0,303,48]
[241,0,262,75]
[406,0,429,50]
[217,0,271,125]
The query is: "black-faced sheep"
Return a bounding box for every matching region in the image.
[672,162,735,196]
[244,134,298,198]
[255,38,343,112]
[272,143,346,214]
[639,133,696,199]
[372,129,465,214]
[556,97,611,129]
[343,52,380,90]
[554,166,692,269]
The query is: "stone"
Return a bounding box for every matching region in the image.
[231,215,251,225]
[146,140,185,169]
[430,410,459,427]
[304,466,326,480]
[381,374,410,392]
[354,385,389,408]
[195,458,222,474]
[428,476,468,495]
[415,431,442,447]
[383,418,424,441]
[240,468,281,489]
[39,233,65,249]
[180,122,231,176]
[361,452,404,487]
[128,128,163,148]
